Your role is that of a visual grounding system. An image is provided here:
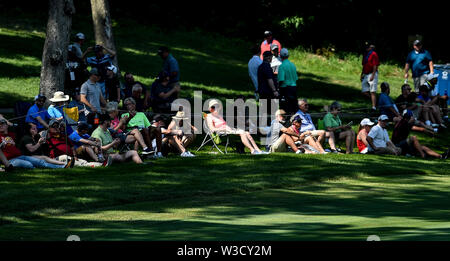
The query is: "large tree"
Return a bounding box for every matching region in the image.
[90,0,119,70]
[39,0,75,103]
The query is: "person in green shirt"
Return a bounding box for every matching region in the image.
[323,101,356,154]
[91,114,143,164]
[122,97,163,158]
[278,48,298,115]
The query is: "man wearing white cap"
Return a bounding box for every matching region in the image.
[404,39,434,92]
[105,64,121,103]
[366,115,401,155]
[69,32,86,60]
[357,118,375,154]
[270,43,282,75]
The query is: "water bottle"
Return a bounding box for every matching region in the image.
[94,113,99,125]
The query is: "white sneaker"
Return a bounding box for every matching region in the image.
[251,150,261,155]
[186,151,196,157]
[440,123,447,129]
[180,152,189,157]
[154,152,163,158]
[432,123,439,128]
[295,150,303,154]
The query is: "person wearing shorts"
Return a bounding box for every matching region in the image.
[360,42,379,111]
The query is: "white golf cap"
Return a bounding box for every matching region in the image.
[360,118,375,126]
[76,33,85,40]
[378,115,389,121]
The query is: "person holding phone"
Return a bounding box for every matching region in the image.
[323,101,356,154]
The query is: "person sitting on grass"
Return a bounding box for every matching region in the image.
[91,114,143,165]
[417,84,444,131]
[392,110,448,159]
[0,144,14,172]
[163,111,197,157]
[18,122,71,168]
[323,101,356,154]
[106,101,151,153]
[366,115,401,155]
[1,118,73,169]
[122,97,163,158]
[69,122,112,166]
[295,98,338,153]
[289,115,327,154]
[268,109,306,154]
[377,82,402,122]
[206,99,266,155]
[357,118,375,154]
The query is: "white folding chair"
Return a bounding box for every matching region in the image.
[196,112,229,154]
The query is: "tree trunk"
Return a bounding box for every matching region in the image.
[39,0,75,104]
[90,0,119,71]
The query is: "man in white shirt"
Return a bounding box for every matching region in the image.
[366,114,401,155]
[248,44,263,100]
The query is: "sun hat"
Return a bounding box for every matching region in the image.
[172,111,189,120]
[378,115,389,121]
[208,99,221,109]
[275,109,286,116]
[49,91,69,102]
[360,118,375,126]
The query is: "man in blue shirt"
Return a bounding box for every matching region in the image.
[248,44,262,99]
[158,46,180,99]
[404,40,434,92]
[378,82,402,122]
[25,95,50,131]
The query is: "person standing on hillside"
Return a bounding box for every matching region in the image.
[248,44,262,100]
[277,48,298,115]
[158,46,180,99]
[404,39,434,93]
[84,44,116,98]
[260,31,282,60]
[360,42,379,111]
[70,33,86,60]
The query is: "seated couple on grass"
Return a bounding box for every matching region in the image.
[206,99,268,155]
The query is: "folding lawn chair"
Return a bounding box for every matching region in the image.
[196,112,230,154]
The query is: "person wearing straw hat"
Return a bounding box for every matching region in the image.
[48,91,70,121]
[164,111,197,157]
[206,99,267,154]
[357,118,375,154]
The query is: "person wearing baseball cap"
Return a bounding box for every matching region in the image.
[260,30,282,59]
[69,32,86,59]
[357,118,375,154]
[80,67,106,126]
[404,39,434,92]
[361,41,379,111]
[25,94,50,132]
[424,72,449,124]
[365,115,401,155]
[278,48,298,115]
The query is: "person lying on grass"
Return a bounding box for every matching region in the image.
[91,114,142,164]
[206,99,267,155]
[289,115,326,154]
[323,101,356,154]
[392,109,448,159]
[106,101,152,154]
[69,122,112,166]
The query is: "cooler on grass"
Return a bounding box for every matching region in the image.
[434,64,450,105]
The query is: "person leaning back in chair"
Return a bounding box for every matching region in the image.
[205,99,267,155]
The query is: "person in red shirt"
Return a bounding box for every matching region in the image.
[360,42,380,111]
[0,118,73,169]
[260,31,282,60]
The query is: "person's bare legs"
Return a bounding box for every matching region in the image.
[431,105,442,124]
[83,145,99,162]
[410,136,425,158]
[325,131,337,150]
[305,136,325,153]
[0,150,12,168]
[422,145,441,158]
[111,151,142,164]
[182,134,195,148]
[168,136,186,154]
[148,127,162,152]
[370,92,377,108]
[245,131,261,151]
[126,129,148,149]
[314,130,326,144]
[32,155,66,166]
[339,130,355,154]
[239,133,256,153]
[141,128,153,150]
[282,134,299,152]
